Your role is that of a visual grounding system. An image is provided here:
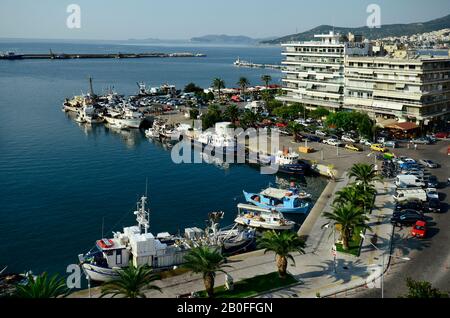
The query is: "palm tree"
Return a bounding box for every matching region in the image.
[237,77,250,98]
[288,122,304,142]
[100,265,161,298]
[261,75,272,88]
[183,246,230,298]
[257,231,306,278]
[15,272,68,298]
[240,110,259,129]
[212,78,226,100]
[348,163,382,193]
[323,203,371,250]
[224,104,239,124]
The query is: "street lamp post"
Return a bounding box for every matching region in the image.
[360,233,410,298]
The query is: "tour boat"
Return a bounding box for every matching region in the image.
[272,150,310,175]
[234,203,295,231]
[243,187,312,214]
[196,122,238,154]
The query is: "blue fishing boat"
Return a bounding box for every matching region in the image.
[243,187,312,214]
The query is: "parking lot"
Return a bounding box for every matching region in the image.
[346,141,450,297]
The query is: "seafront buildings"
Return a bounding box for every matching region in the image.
[345,55,450,125]
[279,31,371,110]
[279,31,450,127]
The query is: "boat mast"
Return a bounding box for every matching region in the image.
[134,194,150,234]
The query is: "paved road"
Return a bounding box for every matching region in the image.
[345,141,450,298]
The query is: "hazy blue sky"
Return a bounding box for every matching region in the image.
[1,0,449,40]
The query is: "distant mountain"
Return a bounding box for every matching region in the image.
[262,14,450,44]
[190,34,262,44]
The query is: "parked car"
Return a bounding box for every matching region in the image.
[315,130,327,137]
[345,144,363,152]
[426,188,439,200]
[342,135,359,143]
[419,159,439,169]
[302,134,322,142]
[425,198,441,213]
[324,138,344,147]
[425,175,439,188]
[434,132,449,139]
[383,141,398,148]
[395,200,424,213]
[371,144,388,153]
[360,138,372,146]
[411,221,427,238]
[410,138,431,145]
[391,210,426,226]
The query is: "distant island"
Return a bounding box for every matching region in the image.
[262,13,450,44]
[190,34,277,45]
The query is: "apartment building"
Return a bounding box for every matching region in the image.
[344,54,450,125]
[278,31,371,110]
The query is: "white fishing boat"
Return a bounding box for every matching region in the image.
[79,194,194,282]
[78,192,254,282]
[196,122,237,154]
[103,107,143,129]
[234,203,295,231]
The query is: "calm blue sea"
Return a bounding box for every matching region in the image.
[0,41,326,276]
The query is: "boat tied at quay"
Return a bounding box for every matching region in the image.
[234,203,295,231]
[78,192,256,282]
[243,185,312,214]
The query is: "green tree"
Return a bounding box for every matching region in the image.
[309,107,330,120]
[15,272,69,298]
[240,110,259,129]
[100,265,161,298]
[183,246,230,298]
[323,203,371,250]
[202,104,223,129]
[288,122,304,142]
[261,74,272,88]
[348,163,382,193]
[223,104,240,123]
[212,78,226,99]
[237,77,250,97]
[257,231,306,278]
[184,82,203,94]
[189,108,200,119]
[402,278,449,298]
[334,184,376,214]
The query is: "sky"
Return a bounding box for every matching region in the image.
[0,0,449,40]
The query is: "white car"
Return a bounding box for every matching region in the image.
[359,138,372,146]
[324,138,344,147]
[426,188,439,200]
[342,135,358,143]
[419,159,439,169]
[315,130,327,137]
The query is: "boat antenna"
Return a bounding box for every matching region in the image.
[101,217,105,238]
[145,178,148,197]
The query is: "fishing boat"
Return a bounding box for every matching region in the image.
[79,192,253,282]
[273,150,310,175]
[243,186,311,214]
[103,106,143,129]
[234,204,295,231]
[196,122,238,154]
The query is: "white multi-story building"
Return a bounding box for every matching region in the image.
[344,54,450,125]
[278,31,371,111]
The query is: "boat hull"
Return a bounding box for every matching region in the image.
[234,217,294,231]
[243,192,311,214]
[81,263,120,282]
[104,116,142,129]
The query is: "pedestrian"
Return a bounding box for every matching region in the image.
[414,144,418,150]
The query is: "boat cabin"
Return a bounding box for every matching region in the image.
[255,188,303,209]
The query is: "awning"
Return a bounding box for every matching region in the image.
[386,122,419,131]
[376,118,398,128]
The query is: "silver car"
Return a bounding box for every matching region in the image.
[419,159,438,168]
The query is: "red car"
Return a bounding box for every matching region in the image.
[434,132,449,139]
[411,221,427,238]
[276,122,288,128]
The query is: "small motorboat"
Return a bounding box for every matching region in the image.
[234,204,295,231]
[243,186,311,214]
